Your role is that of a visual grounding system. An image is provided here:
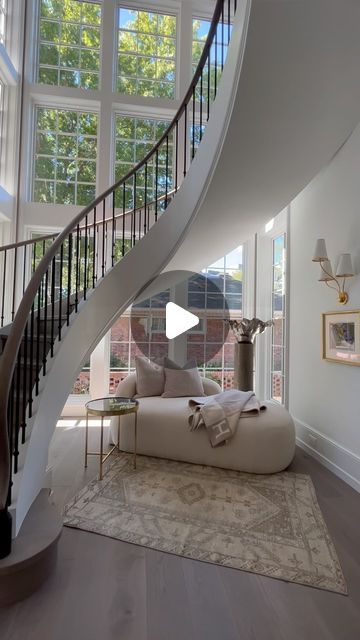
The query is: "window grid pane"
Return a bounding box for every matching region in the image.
[109,297,170,393]
[33,106,98,206]
[187,246,243,390]
[117,7,177,99]
[114,114,173,210]
[37,0,102,90]
[270,233,286,404]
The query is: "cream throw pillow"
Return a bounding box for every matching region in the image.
[162,366,205,398]
[135,356,164,397]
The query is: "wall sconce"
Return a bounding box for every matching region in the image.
[312,238,354,304]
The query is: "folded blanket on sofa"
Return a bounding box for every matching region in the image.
[188,390,265,447]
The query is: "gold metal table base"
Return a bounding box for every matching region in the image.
[84,406,138,480]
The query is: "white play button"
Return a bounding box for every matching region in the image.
[165,302,199,339]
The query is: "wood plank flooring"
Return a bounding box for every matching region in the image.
[0,422,360,640]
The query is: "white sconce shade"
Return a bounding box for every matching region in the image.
[312,238,328,262]
[336,253,354,278]
[318,260,334,281]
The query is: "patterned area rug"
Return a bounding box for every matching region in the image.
[64,454,347,594]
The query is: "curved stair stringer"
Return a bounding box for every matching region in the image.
[166,0,360,273]
[11,0,252,535]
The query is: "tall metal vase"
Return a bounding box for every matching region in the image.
[234,341,254,391]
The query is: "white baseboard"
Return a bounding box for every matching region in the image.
[294,418,360,493]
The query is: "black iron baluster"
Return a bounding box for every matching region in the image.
[22,245,27,295]
[95,225,99,280]
[84,215,88,299]
[7,378,14,502]
[32,241,37,274]
[165,135,169,206]
[192,87,196,160]
[200,71,203,142]
[101,200,106,277]
[50,256,56,357]
[175,120,179,193]
[183,105,187,177]
[122,183,126,256]
[144,163,148,235]
[42,268,49,376]
[133,174,137,246]
[155,150,159,221]
[207,54,211,120]
[111,193,115,267]
[92,207,96,289]
[75,224,80,311]
[79,227,83,297]
[228,0,231,43]
[67,233,72,326]
[11,247,17,321]
[214,30,218,98]
[58,244,63,340]
[221,4,224,70]
[21,321,28,444]
[104,222,108,272]
[1,250,7,327]
[35,281,41,396]
[28,302,35,418]
[13,352,21,473]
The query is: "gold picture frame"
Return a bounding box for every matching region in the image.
[322,310,360,365]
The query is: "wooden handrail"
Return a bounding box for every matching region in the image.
[0,190,176,254]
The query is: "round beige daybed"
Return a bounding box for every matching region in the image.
[110,373,295,474]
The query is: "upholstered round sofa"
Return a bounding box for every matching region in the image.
[110,373,296,474]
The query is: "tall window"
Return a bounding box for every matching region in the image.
[187,246,243,389]
[114,114,172,210]
[37,0,101,89]
[117,7,177,98]
[270,234,286,404]
[33,107,98,205]
[0,0,6,44]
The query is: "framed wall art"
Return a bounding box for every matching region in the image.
[322,310,360,365]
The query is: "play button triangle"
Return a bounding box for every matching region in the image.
[165,302,199,339]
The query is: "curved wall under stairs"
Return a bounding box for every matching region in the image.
[12,0,360,533]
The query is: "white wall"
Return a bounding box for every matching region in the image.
[289,124,360,491]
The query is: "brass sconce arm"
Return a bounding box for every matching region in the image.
[312,239,354,305]
[320,262,348,304]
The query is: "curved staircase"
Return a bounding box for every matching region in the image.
[1,0,360,601]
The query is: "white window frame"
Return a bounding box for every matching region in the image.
[31,103,100,206]
[36,0,103,90]
[255,208,289,407]
[116,2,179,99]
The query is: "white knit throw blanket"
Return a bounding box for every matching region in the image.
[188,389,265,447]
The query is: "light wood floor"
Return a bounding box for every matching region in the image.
[1,421,360,640]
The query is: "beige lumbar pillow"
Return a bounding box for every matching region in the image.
[162,365,205,398]
[135,356,164,397]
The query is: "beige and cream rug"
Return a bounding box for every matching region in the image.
[64,454,347,594]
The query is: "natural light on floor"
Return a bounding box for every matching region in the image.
[56,418,111,429]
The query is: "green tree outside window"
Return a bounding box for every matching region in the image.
[38,0,101,90]
[33,106,98,206]
[114,114,173,211]
[117,8,176,99]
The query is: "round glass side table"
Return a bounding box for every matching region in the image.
[84,396,139,479]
